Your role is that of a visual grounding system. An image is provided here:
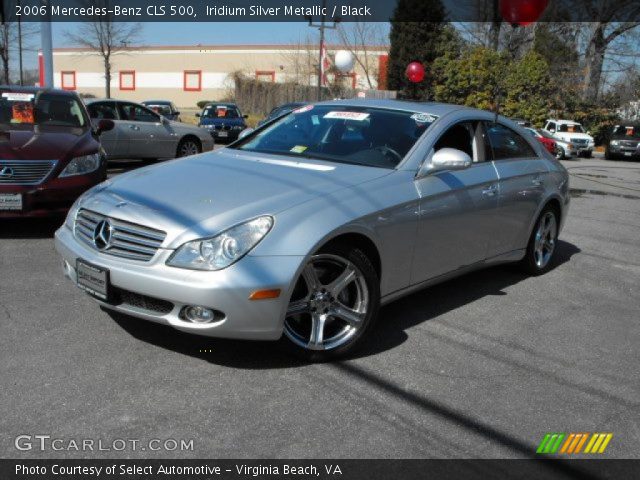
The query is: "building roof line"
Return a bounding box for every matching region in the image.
[52,43,390,53]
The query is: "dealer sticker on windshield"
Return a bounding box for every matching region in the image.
[411,113,437,123]
[324,111,370,121]
[2,92,34,102]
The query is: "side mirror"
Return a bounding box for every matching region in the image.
[424,148,472,174]
[243,114,249,119]
[549,129,555,133]
[238,128,254,140]
[174,111,180,116]
[195,113,201,118]
[96,119,114,136]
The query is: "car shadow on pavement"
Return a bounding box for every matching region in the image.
[107,240,581,369]
[356,240,581,359]
[0,216,65,239]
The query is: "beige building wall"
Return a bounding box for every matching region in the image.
[52,45,389,108]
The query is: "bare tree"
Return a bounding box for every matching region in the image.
[65,4,140,98]
[334,22,388,89]
[0,22,38,84]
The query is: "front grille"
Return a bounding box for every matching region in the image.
[571,138,588,145]
[74,209,166,262]
[113,288,173,314]
[620,140,639,148]
[0,160,57,185]
[214,124,231,131]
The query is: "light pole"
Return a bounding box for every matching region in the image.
[18,0,23,85]
[40,0,53,88]
[306,0,339,101]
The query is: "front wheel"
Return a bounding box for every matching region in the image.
[282,246,380,361]
[555,146,565,160]
[520,207,559,275]
[176,137,202,157]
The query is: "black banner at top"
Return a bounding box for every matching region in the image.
[1,0,640,22]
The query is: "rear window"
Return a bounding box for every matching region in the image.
[0,90,87,128]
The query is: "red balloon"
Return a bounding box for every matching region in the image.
[499,0,548,25]
[405,62,425,83]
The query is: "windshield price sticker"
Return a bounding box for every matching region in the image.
[324,111,370,121]
[2,92,35,102]
[411,113,436,123]
[293,105,314,114]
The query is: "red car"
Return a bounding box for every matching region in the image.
[525,127,556,154]
[0,86,113,218]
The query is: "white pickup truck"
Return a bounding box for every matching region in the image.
[543,119,595,158]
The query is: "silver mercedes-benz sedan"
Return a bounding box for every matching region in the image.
[55,100,569,360]
[85,99,214,160]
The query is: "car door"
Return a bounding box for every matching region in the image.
[117,102,175,159]
[86,101,127,158]
[485,122,548,257]
[411,120,501,285]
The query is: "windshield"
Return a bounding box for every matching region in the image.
[232,105,437,168]
[612,125,640,138]
[0,90,87,128]
[202,105,240,119]
[558,123,585,133]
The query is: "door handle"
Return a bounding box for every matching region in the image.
[129,125,140,131]
[482,185,498,197]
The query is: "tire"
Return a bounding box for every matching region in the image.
[583,150,592,158]
[555,146,565,160]
[520,206,559,276]
[176,137,202,157]
[281,244,380,361]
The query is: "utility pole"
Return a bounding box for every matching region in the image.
[40,0,53,87]
[18,0,23,85]
[306,0,339,101]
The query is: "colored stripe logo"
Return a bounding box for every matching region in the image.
[536,433,612,454]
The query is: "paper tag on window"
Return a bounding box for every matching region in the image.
[411,113,436,123]
[324,111,370,121]
[2,92,34,102]
[290,145,308,153]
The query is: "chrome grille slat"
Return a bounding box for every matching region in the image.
[0,160,57,185]
[74,209,167,262]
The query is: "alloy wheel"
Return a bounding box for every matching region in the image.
[533,211,557,269]
[179,141,199,157]
[284,254,369,351]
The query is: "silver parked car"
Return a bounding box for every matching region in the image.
[55,100,570,360]
[86,99,213,160]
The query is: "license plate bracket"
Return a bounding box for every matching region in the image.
[76,259,111,301]
[0,193,23,211]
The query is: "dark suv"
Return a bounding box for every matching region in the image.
[0,86,113,217]
[606,123,640,160]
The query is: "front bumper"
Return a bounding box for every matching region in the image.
[54,225,304,340]
[608,145,640,159]
[0,171,105,218]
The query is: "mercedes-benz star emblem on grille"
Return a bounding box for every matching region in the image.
[0,166,14,178]
[93,220,113,250]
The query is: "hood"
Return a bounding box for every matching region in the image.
[199,117,245,127]
[0,128,96,160]
[556,131,593,141]
[80,148,391,248]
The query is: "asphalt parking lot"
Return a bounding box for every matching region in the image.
[1,154,639,459]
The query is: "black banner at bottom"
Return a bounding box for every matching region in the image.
[2,459,640,480]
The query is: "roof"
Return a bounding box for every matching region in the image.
[141,100,174,104]
[52,43,389,53]
[0,85,78,97]
[316,99,473,116]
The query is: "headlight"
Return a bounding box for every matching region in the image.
[167,216,273,271]
[567,143,574,149]
[610,140,619,146]
[59,154,101,177]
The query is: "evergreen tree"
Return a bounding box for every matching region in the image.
[387,0,454,99]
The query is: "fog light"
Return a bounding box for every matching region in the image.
[183,306,216,323]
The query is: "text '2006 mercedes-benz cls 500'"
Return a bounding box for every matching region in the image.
[55,100,569,361]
